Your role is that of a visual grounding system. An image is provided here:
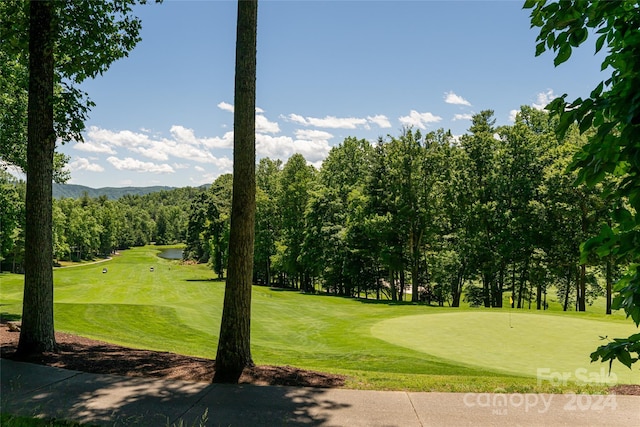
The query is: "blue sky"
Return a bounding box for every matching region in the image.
[55,0,606,189]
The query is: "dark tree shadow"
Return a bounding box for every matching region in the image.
[2,359,349,426]
[0,312,22,323]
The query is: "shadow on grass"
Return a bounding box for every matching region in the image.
[294,292,443,307]
[354,298,444,307]
[267,286,300,292]
[0,312,21,323]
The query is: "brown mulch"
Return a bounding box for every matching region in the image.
[0,322,345,388]
[2,323,638,394]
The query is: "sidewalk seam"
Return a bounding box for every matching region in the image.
[406,392,424,427]
[7,370,84,397]
[169,383,217,425]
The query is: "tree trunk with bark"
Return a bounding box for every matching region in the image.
[214,0,258,384]
[17,0,57,357]
[577,263,586,312]
[606,256,612,315]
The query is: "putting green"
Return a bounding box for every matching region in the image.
[371,312,640,386]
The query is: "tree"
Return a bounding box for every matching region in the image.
[526,0,640,368]
[460,111,500,307]
[18,0,57,355]
[214,0,258,383]
[0,172,24,272]
[278,153,316,290]
[254,158,282,285]
[5,0,148,356]
[0,7,69,184]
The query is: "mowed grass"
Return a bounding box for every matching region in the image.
[1,246,638,392]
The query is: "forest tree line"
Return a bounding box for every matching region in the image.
[1,106,625,312]
[185,107,626,312]
[0,181,198,271]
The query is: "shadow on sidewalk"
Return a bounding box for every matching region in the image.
[2,360,350,426]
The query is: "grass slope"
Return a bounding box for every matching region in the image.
[1,246,637,392]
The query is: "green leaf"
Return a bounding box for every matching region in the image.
[523,0,539,10]
[595,33,606,54]
[617,349,634,369]
[579,112,594,134]
[554,43,572,66]
[569,27,588,47]
[590,81,604,99]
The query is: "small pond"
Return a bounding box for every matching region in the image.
[158,248,183,260]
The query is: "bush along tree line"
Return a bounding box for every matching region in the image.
[183,106,625,312]
[0,177,200,271]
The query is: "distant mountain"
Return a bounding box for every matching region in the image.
[53,183,176,199]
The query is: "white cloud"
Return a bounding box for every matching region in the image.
[256,134,331,164]
[285,113,368,129]
[130,146,170,161]
[87,126,154,148]
[256,115,280,133]
[86,126,234,165]
[194,165,205,172]
[508,89,557,122]
[217,102,279,133]
[453,113,473,121]
[533,89,556,110]
[169,125,201,145]
[294,129,334,141]
[72,141,116,154]
[208,156,233,172]
[398,110,442,129]
[200,131,234,149]
[444,91,472,106]
[217,101,234,113]
[107,156,175,174]
[367,115,392,128]
[67,157,104,173]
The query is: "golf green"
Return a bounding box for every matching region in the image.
[371,312,640,386]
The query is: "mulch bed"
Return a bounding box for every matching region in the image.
[0,322,345,388]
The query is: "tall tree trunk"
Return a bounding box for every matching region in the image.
[482,271,491,308]
[451,264,464,307]
[578,202,587,312]
[410,229,421,302]
[494,264,505,308]
[389,269,397,301]
[577,263,586,311]
[563,266,571,312]
[606,256,612,315]
[214,0,258,384]
[17,0,57,356]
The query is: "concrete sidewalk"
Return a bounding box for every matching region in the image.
[1,359,638,426]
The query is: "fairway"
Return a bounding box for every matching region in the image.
[371,312,640,385]
[1,246,638,392]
